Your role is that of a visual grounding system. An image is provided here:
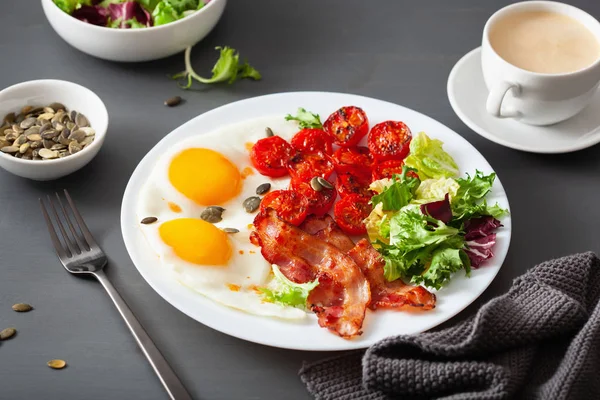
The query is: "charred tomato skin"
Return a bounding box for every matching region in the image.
[290,128,334,155]
[333,194,372,235]
[259,189,309,226]
[290,179,337,216]
[368,120,412,161]
[287,150,335,181]
[250,136,294,177]
[332,146,373,174]
[323,106,369,147]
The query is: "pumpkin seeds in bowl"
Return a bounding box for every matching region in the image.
[1,104,95,161]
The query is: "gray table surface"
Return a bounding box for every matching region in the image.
[2,0,600,399]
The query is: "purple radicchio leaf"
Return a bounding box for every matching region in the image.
[72,5,109,26]
[107,2,152,28]
[463,216,502,268]
[420,193,452,224]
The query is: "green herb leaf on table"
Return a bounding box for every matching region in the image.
[404,132,460,180]
[284,108,323,129]
[259,265,318,309]
[172,46,262,89]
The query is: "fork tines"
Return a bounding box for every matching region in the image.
[39,189,96,258]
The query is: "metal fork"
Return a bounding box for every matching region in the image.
[40,189,193,400]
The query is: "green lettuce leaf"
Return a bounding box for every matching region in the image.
[165,0,199,13]
[53,0,91,14]
[137,0,161,11]
[404,132,459,180]
[376,205,462,281]
[152,1,179,26]
[451,170,508,224]
[371,166,420,211]
[414,177,459,203]
[259,265,319,308]
[413,246,470,289]
[284,108,323,129]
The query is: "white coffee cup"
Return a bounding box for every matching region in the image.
[482,1,600,126]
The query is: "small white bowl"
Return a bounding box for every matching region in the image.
[41,0,227,62]
[0,80,108,181]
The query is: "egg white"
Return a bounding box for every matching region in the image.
[137,117,306,319]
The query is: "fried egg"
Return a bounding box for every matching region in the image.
[137,117,305,319]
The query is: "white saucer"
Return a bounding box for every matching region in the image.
[447,47,600,153]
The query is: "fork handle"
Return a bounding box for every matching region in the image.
[94,270,193,400]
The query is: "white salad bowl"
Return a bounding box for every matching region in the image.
[0,80,108,181]
[41,0,227,62]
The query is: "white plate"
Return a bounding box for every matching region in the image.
[121,92,511,351]
[448,47,600,154]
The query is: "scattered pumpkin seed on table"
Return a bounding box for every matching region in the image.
[200,206,225,223]
[243,196,261,213]
[47,360,67,369]
[0,327,16,340]
[12,303,32,312]
[256,183,271,195]
[165,96,183,107]
[1,104,95,161]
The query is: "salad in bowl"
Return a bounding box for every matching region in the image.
[53,0,209,28]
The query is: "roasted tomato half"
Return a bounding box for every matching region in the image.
[250,136,294,177]
[335,171,373,199]
[260,189,309,226]
[368,121,412,161]
[323,106,369,147]
[290,179,337,216]
[333,194,372,235]
[290,128,334,155]
[371,159,418,181]
[332,146,373,174]
[287,151,335,181]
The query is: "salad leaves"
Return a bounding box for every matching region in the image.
[285,108,323,129]
[365,133,508,289]
[370,167,420,212]
[405,132,460,180]
[259,265,318,308]
[54,0,207,28]
[171,46,261,89]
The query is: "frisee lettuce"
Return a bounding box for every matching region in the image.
[53,0,91,14]
[259,265,318,309]
[171,46,261,89]
[451,170,508,225]
[285,108,323,129]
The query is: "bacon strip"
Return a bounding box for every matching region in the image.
[252,209,371,338]
[299,216,435,310]
[348,239,436,310]
[300,214,355,252]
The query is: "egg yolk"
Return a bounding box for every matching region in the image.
[159,218,232,266]
[169,148,241,205]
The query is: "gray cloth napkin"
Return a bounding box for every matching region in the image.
[299,252,600,400]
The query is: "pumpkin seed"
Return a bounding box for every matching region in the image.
[42,129,59,140]
[27,133,42,141]
[21,105,34,114]
[265,127,274,137]
[37,112,54,121]
[1,146,19,154]
[11,124,23,134]
[256,183,271,195]
[200,206,225,223]
[75,113,89,127]
[0,327,16,340]
[61,128,70,139]
[19,142,30,154]
[317,177,334,189]
[29,140,42,149]
[50,144,66,151]
[80,127,95,136]
[80,136,94,146]
[13,134,27,146]
[20,117,37,129]
[4,130,17,141]
[68,141,82,155]
[222,227,239,234]
[68,129,85,143]
[243,196,261,213]
[140,217,158,224]
[12,303,32,312]
[15,114,24,124]
[165,96,182,107]
[49,102,66,111]
[59,137,71,146]
[47,360,67,369]
[43,107,55,114]
[43,139,54,149]
[310,177,323,192]
[3,112,15,124]
[39,148,58,159]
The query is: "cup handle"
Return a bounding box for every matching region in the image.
[486,81,521,118]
